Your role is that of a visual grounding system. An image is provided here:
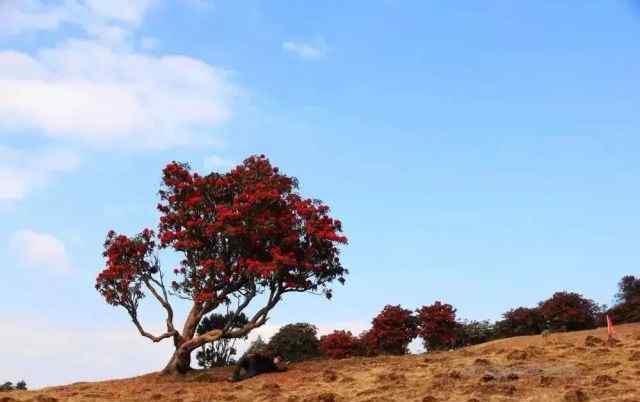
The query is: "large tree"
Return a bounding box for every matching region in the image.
[95,155,348,374]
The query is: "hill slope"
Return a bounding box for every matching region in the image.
[4,323,640,402]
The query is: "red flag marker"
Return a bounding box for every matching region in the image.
[606,315,615,338]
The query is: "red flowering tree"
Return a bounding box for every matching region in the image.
[538,292,601,332]
[366,305,418,355]
[319,330,360,359]
[95,155,348,374]
[416,301,459,351]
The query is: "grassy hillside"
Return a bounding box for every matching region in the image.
[3,323,640,402]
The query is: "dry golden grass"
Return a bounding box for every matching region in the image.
[4,323,640,402]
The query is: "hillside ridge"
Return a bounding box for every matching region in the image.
[3,323,640,402]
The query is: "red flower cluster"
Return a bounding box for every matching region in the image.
[367,305,419,355]
[319,330,361,359]
[416,301,459,351]
[95,229,156,308]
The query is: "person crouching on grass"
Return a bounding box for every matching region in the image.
[228,350,288,382]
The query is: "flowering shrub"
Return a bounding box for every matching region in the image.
[416,301,458,351]
[95,155,348,374]
[495,307,545,338]
[539,292,601,332]
[357,329,380,357]
[268,323,321,362]
[320,330,361,359]
[366,305,418,355]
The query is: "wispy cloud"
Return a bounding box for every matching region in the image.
[282,37,329,60]
[0,146,80,202]
[0,0,238,150]
[0,0,155,36]
[9,229,72,273]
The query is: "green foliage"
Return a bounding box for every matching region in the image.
[243,335,268,358]
[609,275,640,324]
[0,381,27,392]
[495,307,545,338]
[454,320,496,347]
[267,323,321,362]
[196,312,249,368]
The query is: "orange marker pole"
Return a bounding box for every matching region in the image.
[606,315,615,339]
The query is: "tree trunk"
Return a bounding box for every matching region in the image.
[161,346,193,375]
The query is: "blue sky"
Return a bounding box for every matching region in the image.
[1,0,640,388]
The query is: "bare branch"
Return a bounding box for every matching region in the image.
[222,288,256,332]
[224,285,284,339]
[127,308,178,343]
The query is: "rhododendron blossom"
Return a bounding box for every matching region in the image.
[366,304,419,355]
[95,155,348,374]
[320,330,361,359]
[416,301,459,351]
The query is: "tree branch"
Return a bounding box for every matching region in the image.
[222,287,256,332]
[127,308,178,343]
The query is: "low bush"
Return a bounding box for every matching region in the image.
[242,335,269,358]
[0,381,27,392]
[367,305,419,355]
[416,301,458,351]
[320,330,361,359]
[539,291,601,332]
[608,276,640,324]
[454,320,496,347]
[267,323,321,362]
[495,307,545,338]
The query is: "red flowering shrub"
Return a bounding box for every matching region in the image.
[538,292,601,332]
[320,330,360,359]
[357,329,379,357]
[366,305,418,355]
[495,307,545,338]
[95,155,348,374]
[416,301,459,351]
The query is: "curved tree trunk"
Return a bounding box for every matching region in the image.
[161,346,193,375]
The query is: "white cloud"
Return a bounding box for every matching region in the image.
[0,40,237,149]
[9,229,72,273]
[0,0,155,36]
[282,38,329,60]
[203,154,234,171]
[0,0,238,150]
[0,146,80,201]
